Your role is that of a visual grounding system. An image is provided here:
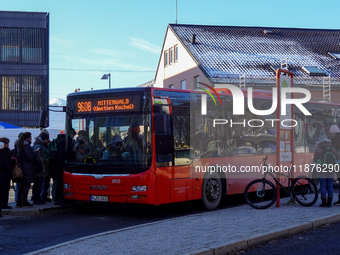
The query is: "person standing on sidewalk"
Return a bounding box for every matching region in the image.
[32,132,50,205]
[329,125,340,205]
[0,142,11,217]
[17,132,38,207]
[39,130,52,202]
[313,130,339,207]
[0,137,16,210]
[49,133,68,206]
[11,132,24,204]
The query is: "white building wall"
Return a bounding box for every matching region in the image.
[154,27,198,88]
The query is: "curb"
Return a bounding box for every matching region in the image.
[26,217,178,255]
[189,213,340,255]
[26,210,340,255]
[2,202,91,217]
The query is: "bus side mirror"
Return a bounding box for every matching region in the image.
[39,110,49,128]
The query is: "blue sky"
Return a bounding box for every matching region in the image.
[2,0,340,100]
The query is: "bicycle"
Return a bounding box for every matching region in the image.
[244,156,319,209]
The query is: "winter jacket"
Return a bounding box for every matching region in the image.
[313,140,339,163]
[3,147,16,168]
[33,137,50,178]
[17,141,38,184]
[0,149,11,191]
[49,134,67,179]
[313,140,339,178]
[11,145,18,159]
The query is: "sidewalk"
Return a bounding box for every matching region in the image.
[20,194,340,255]
[1,185,82,216]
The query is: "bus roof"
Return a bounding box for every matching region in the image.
[67,87,340,106]
[67,87,150,98]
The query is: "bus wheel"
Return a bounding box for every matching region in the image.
[202,172,222,210]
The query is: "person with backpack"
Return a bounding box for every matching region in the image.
[32,132,50,205]
[11,132,24,204]
[313,130,339,207]
[38,130,53,202]
[16,132,38,207]
[48,133,67,206]
[328,124,340,205]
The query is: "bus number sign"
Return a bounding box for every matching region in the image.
[77,101,92,112]
[76,98,135,113]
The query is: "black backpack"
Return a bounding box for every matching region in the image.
[318,147,337,166]
[46,136,64,160]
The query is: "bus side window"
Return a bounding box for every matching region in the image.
[172,107,190,165]
[154,110,174,164]
[154,113,166,133]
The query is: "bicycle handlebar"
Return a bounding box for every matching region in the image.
[261,155,293,177]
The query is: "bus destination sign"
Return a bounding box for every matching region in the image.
[76,98,136,113]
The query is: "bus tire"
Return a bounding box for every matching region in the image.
[202,172,222,210]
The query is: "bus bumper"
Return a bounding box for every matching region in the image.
[63,171,156,204]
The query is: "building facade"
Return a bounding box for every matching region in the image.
[154,24,340,103]
[0,11,49,127]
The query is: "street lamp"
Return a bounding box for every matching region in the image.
[101,73,111,89]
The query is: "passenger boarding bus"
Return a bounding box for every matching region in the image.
[57,87,340,210]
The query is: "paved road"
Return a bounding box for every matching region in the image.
[26,196,340,255]
[245,221,340,255]
[3,187,340,255]
[0,192,245,255]
[0,201,203,254]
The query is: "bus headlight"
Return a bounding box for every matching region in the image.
[64,183,70,189]
[132,186,147,192]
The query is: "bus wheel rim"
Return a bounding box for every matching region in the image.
[205,179,220,201]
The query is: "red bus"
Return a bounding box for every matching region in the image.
[60,87,340,209]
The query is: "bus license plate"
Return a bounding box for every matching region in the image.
[91,196,109,202]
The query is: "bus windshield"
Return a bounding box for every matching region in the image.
[65,113,152,174]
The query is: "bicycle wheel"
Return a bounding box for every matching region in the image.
[292,177,319,206]
[244,179,277,209]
